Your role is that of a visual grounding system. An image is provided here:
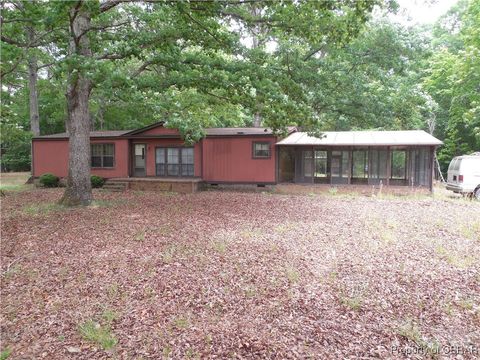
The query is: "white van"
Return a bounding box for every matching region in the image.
[446,153,480,199]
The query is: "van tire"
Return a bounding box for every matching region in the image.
[474,187,480,200]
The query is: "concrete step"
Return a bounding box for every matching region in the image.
[102,181,128,192]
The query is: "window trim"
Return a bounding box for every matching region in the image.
[91,143,115,169]
[252,141,271,159]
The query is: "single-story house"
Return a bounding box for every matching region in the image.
[32,121,443,191]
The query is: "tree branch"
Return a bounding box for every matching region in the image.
[0,54,25,79]
[181,9,224,46]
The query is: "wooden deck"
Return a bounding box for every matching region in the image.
[106,177,203,193]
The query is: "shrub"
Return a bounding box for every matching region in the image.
[91,175,105,188]
[39,173,59,188]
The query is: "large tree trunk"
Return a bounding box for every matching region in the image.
[27,52,40,136]
[26,27,40,136]
[60,4,93,206]
[251,4,263,128]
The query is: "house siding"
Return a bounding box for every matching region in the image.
[202,136,276,183]
[32,138,130,178]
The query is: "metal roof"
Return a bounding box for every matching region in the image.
[276,130,443,146]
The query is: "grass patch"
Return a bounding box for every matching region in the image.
[396,320,441,357]
[286,266,300,284]
[244,285,257,298]
[274,222,296,234]
[240,228,263,240]
[23,202,67,216]
[162,346,172,357]
[155,224,173,236]
[134,230,145,242]
[102,308,119,324]
[3,264,22,279]
[0,184,31,192]
[78,319,117,350]
[328,187,338,196]
[340,296,363,311]
[365,216,397,247]
[0,172,31,193]
[436,246,475,268]
[460,222,480,241]
[457,297,475,311]
[107,283,120,300]
[172,316,190,330]
[0,348,12,360]
[211,240,227,254]
[161,245,176,264]
[90,199,128,208]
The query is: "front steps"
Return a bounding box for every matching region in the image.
[101,180,128,192]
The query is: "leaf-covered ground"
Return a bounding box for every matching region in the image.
[1,187,479,359]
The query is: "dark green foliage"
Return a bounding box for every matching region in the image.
[91,175,105,188]
[0,0,478,180]
[39,173,59,188]
[0,123,32,172]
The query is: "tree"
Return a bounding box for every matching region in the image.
[424,0,480,173]
[2,0,388,205]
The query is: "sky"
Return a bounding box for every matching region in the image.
[391,0,459,25]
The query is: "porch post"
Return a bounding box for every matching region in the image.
[386,146,391,186]
[348,147,352,185]
[430,146,434,192]
[312,146,314,184]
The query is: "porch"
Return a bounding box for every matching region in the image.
[278,146,434,190]
[105,177,203,193]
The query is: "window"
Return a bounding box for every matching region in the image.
[253,142,271,158]
[155,147,194,177]
[181,148,194,176]
[391,150,407,179]
[91,144,114,168]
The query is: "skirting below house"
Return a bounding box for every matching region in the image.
[106,177,203,193]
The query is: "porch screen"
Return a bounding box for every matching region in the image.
[369,149,388,184]
[352,150,368,178]
[411,148,430,186]
[331,150,349,184]
[303,150,313,178]
[314,151,327,178]
[391,150,407,179]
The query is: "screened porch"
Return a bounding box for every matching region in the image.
[278,146,434,187]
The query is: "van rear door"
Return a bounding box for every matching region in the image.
[447,157,461,184]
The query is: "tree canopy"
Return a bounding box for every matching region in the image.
[1,0,479,200]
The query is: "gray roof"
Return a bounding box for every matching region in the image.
[35,130,131,139]
[276,130,443,146]
[205,127,274,136]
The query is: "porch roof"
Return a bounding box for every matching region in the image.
[276,130,443,146]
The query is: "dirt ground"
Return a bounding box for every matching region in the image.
[1,181,479,359]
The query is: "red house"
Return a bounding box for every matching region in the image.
[32,122,443,192]
[32,122,284,192]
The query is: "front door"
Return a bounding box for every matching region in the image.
[133,144,146,177]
